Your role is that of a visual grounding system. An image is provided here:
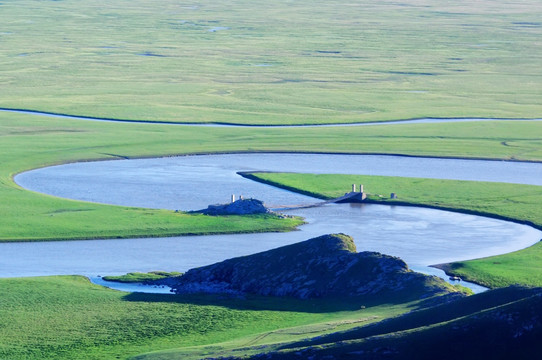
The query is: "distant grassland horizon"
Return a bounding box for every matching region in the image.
[1,0,541,125]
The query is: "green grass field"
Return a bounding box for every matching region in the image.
[245,172,542,288]
[1,0,541,358]
[0,276,416,360]
[1,0,541,124]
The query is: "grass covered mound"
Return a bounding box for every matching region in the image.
[168,234,460,300]
[194,198,271,216]
[103,271,182,284]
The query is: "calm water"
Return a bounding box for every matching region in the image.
[8,153,542,287]
[2,203,538,280]
[15,153,542,211]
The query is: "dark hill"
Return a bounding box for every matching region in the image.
[194,198,270,215]
[170,234,457,299]
[239,286,542,360]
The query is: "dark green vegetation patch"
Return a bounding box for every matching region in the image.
[201,286,542,360]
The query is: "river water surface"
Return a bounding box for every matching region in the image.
[7,153,542,294]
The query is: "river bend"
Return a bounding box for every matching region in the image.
[7,153,541,294]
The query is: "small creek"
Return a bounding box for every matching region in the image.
[2,108,541,127]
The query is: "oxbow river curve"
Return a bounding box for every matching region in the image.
[7,153,542,294]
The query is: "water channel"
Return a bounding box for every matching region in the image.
[2,108,541,127]
[9,153,542,293]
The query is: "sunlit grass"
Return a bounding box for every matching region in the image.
[0,276,413,359]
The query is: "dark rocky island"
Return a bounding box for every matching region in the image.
[168,233,459,299]
[193,198,271,215]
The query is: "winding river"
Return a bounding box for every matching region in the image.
[2,108,541,127]
[8,153,542,294]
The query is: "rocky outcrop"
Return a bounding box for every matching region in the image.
[195,198,271,215]
[169,234,456,299]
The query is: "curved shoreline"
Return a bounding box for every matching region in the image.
[0,222,305,244]
[239,172,542,232]
[5,118,542,288]
[12,148,542,185]
[239,172,542,289]
[2,107,541,128]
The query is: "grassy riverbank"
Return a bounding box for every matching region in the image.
[2,112,541,242]
[0,276,416,359]
[1,0,541,125]
[246,172,542,288]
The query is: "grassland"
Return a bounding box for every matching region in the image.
[0,275,416,360]
[1,0,541,125]
[1,0,541,358]
[246,172,542,288]
[2,112,542,241]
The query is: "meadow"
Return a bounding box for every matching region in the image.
[1,0,541,358]
[0,0,541,125]
[246,172,542,288]
[0,275,416,359]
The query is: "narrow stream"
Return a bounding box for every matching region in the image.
[2,107,541,127]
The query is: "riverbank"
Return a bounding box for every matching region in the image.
[241,172,542,230]
[244,172,542,288]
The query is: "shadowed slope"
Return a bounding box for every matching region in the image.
[169,234,458,300]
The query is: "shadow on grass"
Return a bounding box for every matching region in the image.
[121,289,456,314]
[273,286,542,352]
